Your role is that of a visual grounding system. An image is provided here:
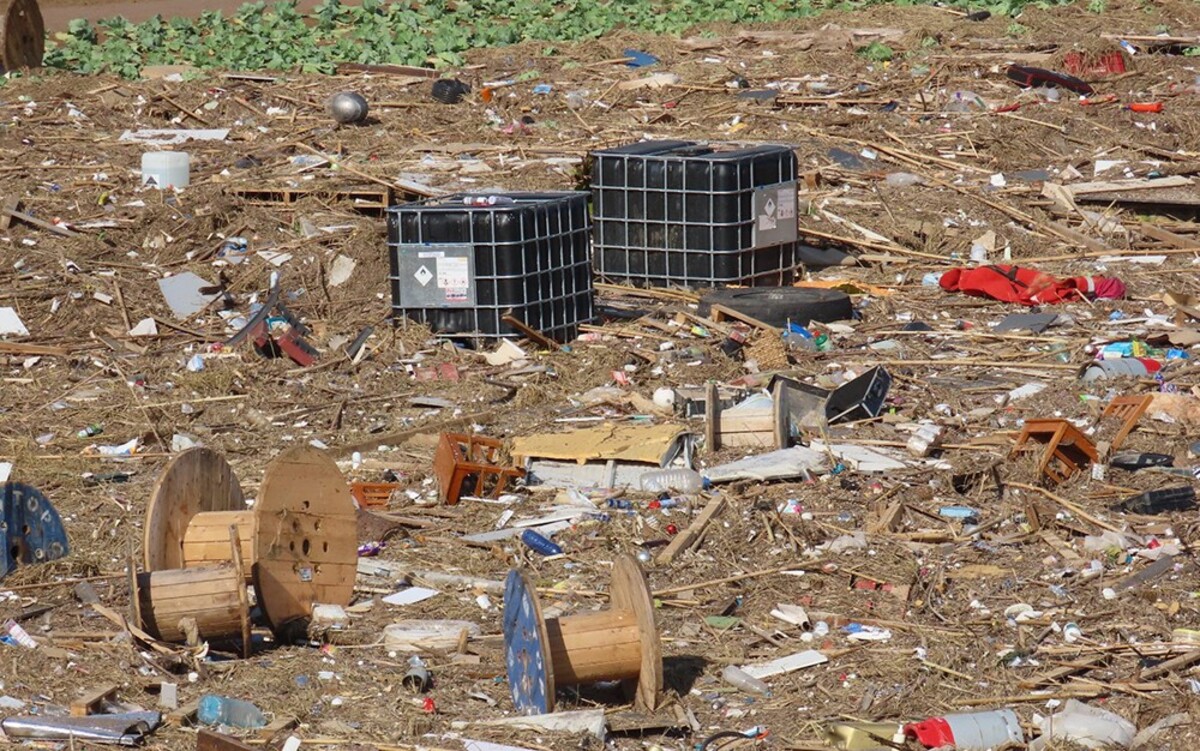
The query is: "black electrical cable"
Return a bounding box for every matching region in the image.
[697,730,752,751]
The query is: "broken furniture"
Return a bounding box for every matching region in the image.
[143,447,357,641]
[503,554,661,715]
[1009,419,1099,484]
[706,377,838,451]
[1095,394,1152,457]
[434,432,524,505]
[0,482,70,581]
[349,481,400,510]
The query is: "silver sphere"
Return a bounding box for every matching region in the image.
[328,92,369,125]
[635,549,652,564]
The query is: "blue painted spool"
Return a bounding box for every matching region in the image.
[502,555,662,715]
[1,483,70,581]
[503,569,553,714]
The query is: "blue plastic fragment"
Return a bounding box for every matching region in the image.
[624,49,659,68]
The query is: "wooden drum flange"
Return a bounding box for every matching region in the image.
[502,555,662,715]
[143,447,357,639]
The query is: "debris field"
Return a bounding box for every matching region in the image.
[4,1,1200,750]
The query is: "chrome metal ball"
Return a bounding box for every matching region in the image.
[328,91,369,125]
[635,548,652,564]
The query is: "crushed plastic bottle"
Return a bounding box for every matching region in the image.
[721,665,771,696]
[638,468,705,493]
[197,695,267,728]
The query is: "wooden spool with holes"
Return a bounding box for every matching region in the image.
[131,526,251,657]
[143,446,357,638]
[0,0,43,71]
[502,554,661,715]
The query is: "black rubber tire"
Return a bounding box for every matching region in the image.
[697,287,853,327]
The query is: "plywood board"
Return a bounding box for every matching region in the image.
[511,423,690,465]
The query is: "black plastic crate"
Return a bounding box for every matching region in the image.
[388,192,594,342]
[591,140,801,288]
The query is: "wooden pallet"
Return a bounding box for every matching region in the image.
[227,184,392,214]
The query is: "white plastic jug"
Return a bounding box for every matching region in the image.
[141,151,190,189]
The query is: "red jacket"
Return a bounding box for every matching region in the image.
[939,265,1125,306]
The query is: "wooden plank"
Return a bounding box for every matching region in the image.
[656,495,726,565]
[1139,224,1195,249]
[1141,648,1200,680]
[708,303,781,333]
[1067,176,1192,195]
[70,684,120,716]
[167,698,200,727]
[1018,654,1107,688]
[197,729,256,751]
[501,312,562,350]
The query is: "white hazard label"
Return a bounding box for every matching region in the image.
[759,196,778,231]
[414,265,433,286]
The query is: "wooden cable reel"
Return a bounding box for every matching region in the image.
[502,555,662,715]
[131,526,251,657]
[143,446,357,639]
[0,0,43,71]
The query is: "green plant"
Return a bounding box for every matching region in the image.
[857,41,894,61]
[39,0,1083,79]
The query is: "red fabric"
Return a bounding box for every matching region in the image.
[939,265,1124,306]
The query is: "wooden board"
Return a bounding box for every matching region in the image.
[655,495,725,565]
[70,684,119,716]
[608,555,662,712]
[144,448,244,571]
[253,446,357,636]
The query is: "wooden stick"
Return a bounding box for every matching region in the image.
[876,358,1077,370]
[656,495,726,565]
[1141,648,1200,680]
[652,564,813,596]
[1007,482,1122,534]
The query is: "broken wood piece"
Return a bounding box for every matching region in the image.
[70,684,120,716]
[0,197,76,237]
[167,699,199,727]
[1018,654,1107,688]
[501,311,562,350]
[196,729,256,751]
[656,495,726,565]
[708,303,780,333]
[1140,648,1200,680]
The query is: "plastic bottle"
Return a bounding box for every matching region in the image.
[520,529,563,556]
[638,468,705,494]
[905,709,1022,750]
[197,695,267,728]
[720,665,771,696]
[77,424,103,439]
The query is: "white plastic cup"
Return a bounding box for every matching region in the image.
[142,151,190,189]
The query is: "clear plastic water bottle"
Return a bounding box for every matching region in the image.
[721,665,771,696]
[197,695,267,728]
[638,468,705,493]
